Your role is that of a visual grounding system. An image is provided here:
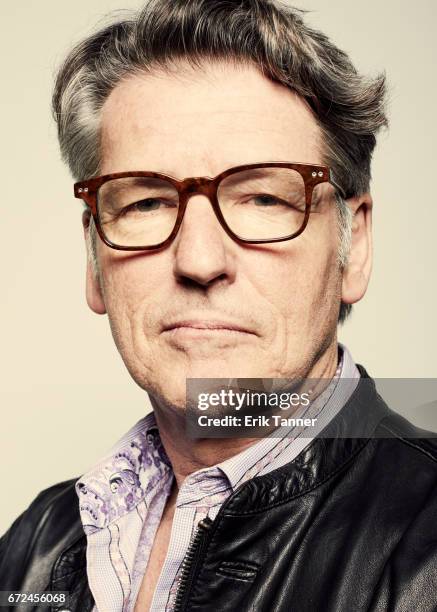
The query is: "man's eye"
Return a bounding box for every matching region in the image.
[242,193,303,209]
[128,198,163,212]
[119,198,176,215]
[251,195,281,206]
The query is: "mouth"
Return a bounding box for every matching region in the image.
[162,318,256,337]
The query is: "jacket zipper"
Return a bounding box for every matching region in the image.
[173,516,213,612]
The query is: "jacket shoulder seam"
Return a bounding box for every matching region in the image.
[379,423,437,464]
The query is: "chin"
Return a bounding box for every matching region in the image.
[186,357,265,380]
[144,359,267,412]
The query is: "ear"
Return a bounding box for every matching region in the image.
[341,193,373,305]
[82,210,106,315]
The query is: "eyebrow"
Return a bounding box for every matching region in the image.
[105,176,177,192]
[220,169,304,192]
[218,168,282,187]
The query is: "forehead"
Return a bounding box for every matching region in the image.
[100,61,322,177]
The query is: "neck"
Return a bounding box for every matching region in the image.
[150,339,339,489]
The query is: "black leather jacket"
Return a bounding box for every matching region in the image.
[1,369,437,612]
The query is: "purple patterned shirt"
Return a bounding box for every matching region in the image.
[77,344,360,611]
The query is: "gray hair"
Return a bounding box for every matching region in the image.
[53,0,388,323]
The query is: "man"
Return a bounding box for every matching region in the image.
[1,1,436,611]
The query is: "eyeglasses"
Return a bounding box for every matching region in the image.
[74,162,344,251]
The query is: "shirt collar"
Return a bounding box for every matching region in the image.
[76,412,172,533]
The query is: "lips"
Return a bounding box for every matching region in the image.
[162,317,255,335]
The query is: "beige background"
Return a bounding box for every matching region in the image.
[0,0,436,533]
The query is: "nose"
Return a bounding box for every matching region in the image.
[172,194,236,287]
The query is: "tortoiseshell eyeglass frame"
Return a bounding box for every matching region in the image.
[74,162,345,252]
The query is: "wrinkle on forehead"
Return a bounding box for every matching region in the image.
[100,60,323,177]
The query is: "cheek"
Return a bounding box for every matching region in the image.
[244,222,340,322]
[99,248,166,307]
[98,255,157,354]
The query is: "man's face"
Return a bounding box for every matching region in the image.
[88,61,345,408]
